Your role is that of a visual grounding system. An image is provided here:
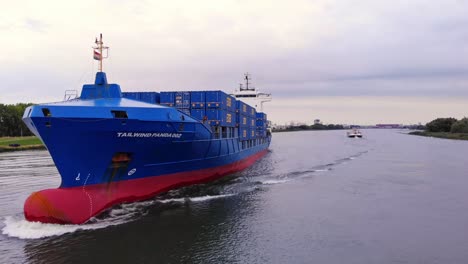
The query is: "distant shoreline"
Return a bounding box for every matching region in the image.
[409,131,468,141]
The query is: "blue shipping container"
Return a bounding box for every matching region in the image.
[190,109,205,121]
[256,112,267,120]
[190,91,205,108]
[139,92,160,104]
[206,91,236,112]
[249,128,256,139]
[236,100,248,115]
[240,128,248,140]
[175,92,190,108]
[248,117,255,127]
[206,109,235,127]
[122,92,160,104]
[256,119,267,128]
[160,92,175,107]
[256,129,267,137]
[237,114,249,128]
[122,92,140,100]
[246,105,256,118]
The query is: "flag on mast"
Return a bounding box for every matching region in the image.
[93,50,101,60]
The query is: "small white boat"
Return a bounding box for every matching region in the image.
[347,129,363,138]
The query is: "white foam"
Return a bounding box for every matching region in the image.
[261,179,290,185]
[313,169,330,172]
[190,194,234,202]
[1,215,127,240]
[1,199,158,239]
[157,198,186,203]
[157,194,234,203]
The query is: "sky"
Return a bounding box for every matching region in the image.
[0,0,467,125]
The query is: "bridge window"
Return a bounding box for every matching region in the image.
[42,108,51,117]
[111,110,128,119]
[236,95,257,98]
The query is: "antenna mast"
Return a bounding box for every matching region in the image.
[93,34,109,72]
[244,73,251,91]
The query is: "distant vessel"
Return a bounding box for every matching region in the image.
[347,129,363,138]
[22,35,272,224]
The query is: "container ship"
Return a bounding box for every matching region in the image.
[22,35,272,224]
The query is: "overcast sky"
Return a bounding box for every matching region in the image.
[1,0,467,125]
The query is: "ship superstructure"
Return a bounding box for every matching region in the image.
[231,73,272,112]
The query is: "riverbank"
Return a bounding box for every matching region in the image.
[0,136,45,152]
[409,131,468,141]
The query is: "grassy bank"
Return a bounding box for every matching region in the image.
[0,136,45,152]
[409,131,468,141]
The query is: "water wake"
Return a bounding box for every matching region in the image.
[260,179,290,185]
[156,194,235,203]
[2,215,127,240]
[1,194,235,239]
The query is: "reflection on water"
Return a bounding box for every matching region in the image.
[1,130,468,263]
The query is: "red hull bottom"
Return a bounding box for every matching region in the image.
[24,150,268,224]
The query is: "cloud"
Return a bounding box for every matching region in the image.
[0,0,467,123]
[24,18,47,33]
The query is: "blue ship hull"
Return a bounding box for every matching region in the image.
[22,72,271,224]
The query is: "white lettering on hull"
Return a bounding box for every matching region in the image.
[117,132,182,138]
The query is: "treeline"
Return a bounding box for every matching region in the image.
[273,123,344,132]
[0,104,34,137]
[425,117,468,133]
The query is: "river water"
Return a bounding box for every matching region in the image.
[1,129,468,263]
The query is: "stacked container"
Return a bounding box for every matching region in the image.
[122,92,160,104]
[175,92,190,108]
[191,92,205,108]
[160,92,176,107]
[206,91,235,111]
[247,105,257,139]
[140,92,160,104]
[175,92,190,115]
[205,91,236,127]
[122,90,268,140]
[236,101,250,140]
[121,92,140,101]
[189,92,205,121]
[160,91,191,115]
[256,112,268,138]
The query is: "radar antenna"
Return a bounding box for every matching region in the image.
[244,73,252,91]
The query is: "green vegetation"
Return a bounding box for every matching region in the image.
[0,104,43,152]
[410,117,468,141]
[450,118,468,133]
[425,118,457,133]
[0,136,45,152]
[0,103,34,137]
[273,123,344,133]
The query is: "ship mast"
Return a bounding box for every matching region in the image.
[93,34,109,72]
[244,73,251,91]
